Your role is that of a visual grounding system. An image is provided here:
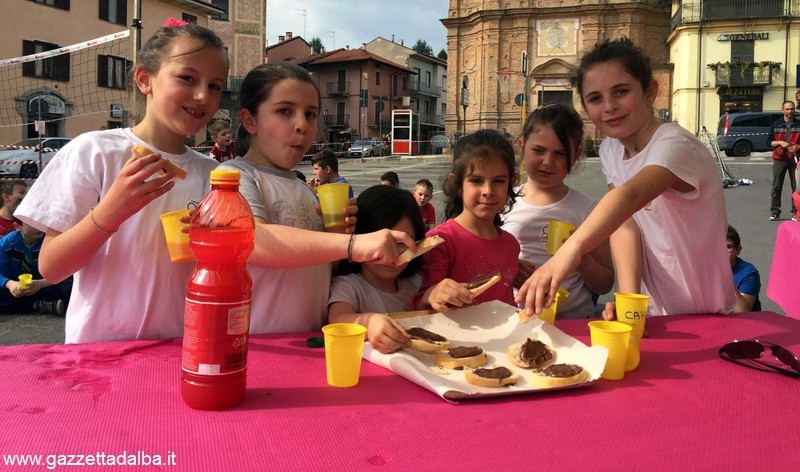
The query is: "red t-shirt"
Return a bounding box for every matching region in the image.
[420,203,436,228]
[210,144,234,163]
[0,216,14,236]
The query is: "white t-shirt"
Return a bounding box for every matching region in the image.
[15,128,219,343]
[600,123,735,315]
[218,158,331,333]
[503,188,598,318]
[328,273,417,313]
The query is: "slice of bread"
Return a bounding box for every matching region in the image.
[406,326,451,353]
[506,338,556,369]
[434,346,488,370]
[467,274,501,297]
[464,366,519,387]
[393,235,444,266]
[131,144,187,180]
[529,364,587,388]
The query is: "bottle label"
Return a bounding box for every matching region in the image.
[182,298,251,375]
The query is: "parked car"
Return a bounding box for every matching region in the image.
[716,111,800,157]
[0,137,71,178]
[346,138,386,158]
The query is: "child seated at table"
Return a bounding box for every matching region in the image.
[327,185,427,353]
[413,129,520,311]
[727,225,761,312]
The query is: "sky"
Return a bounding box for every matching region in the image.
[266,0,449,55]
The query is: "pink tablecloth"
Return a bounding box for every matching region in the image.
[1,312,799,471]
[768,221,800,318]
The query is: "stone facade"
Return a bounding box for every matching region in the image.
[442,0,672,141]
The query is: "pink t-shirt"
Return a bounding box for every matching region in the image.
[414,218,519,309]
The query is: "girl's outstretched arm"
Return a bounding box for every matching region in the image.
[38,152,178,283]
[249,225,415,268]
[517,165,683,315]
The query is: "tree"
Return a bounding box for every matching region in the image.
[412,39,433,56]
[309,37,325,54]
[437,49,447,60]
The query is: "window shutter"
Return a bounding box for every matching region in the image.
[117,0,127,25]
[98,54,109,87]
[22,40,34,77]
[99,0,108,21]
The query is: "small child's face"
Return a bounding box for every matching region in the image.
[726,238,741,266]
[521,124,573,188]
[460,157,510,220]
[212,129,232,146]
[5,184,26,206]
[363,216,414,280]
[17,222,43,240]
[312,163,330,184]
[413,185,432,207]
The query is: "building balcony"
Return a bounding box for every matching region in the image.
[326,81,350,96]
[672,0,796,29]
[710,63,778,86]
[323,114,350,128]
[410,79,441,97]
[368,118,391,129]
[420,113,444,127]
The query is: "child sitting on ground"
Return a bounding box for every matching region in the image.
[0,218,72,315]
[0,180,26,237]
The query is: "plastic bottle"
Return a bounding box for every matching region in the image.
[181,169,254,410]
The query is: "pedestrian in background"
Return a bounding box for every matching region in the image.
[768,100,800,221]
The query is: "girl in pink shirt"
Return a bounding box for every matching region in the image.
[414,129,520,311]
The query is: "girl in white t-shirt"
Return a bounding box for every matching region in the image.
[15,20,229,343]
[517,38,735,318]
[504,104,614,319]
[221,62,414,333]
[327,185,427,353]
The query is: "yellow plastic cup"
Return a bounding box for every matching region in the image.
[317,183,350,230]
[588,320,632,380]
[614,292,649,371]
[546,219,576,256]
[538,288,570,325]
[18,273,32,288]
[159,210,193,263]
[321,323,367,387]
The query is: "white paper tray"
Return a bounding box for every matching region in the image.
[363,300,608,402]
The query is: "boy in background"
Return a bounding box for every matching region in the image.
[413,178,436,230]
[310,148,354,198]
[380,171,400,187]
[0,218,72,315]
[0,180,26,237]
[728,225,761,312]
[208,119,234,163]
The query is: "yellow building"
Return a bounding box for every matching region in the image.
[668,0,800,134]
[441,0,672,141]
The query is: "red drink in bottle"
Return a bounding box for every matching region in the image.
[181,169,254,410]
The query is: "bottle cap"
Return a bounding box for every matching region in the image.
[210,169,241,185]
[306,337,324,348]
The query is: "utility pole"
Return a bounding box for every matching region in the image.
[328,30,336,49]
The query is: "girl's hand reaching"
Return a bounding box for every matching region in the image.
[422,278,475,312]
[348,229,415,266]
[366,314,411,354]
[516,243,581,316]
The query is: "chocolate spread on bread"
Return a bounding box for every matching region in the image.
[536,364,583,378]
[473,366,513,379]
[448,346,483,358]
[407,327,447,343]
[520,338,554,367]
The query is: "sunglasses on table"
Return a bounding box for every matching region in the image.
[719,339,800,379]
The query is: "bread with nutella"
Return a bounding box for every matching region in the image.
[464,366,519,388]
[434,346,488,370]
[506,338,556,369]
[406,326,451,353]
[529,364,587,388]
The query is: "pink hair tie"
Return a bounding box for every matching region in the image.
[163,18,189,28]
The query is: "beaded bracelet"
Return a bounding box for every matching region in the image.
[346,233,356,263]
[90,207,117,235]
